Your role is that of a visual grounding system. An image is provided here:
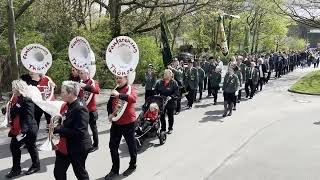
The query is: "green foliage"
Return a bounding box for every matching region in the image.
[134,36,162,82]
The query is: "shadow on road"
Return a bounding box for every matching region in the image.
[0,156,55,179]
[199,110,225,123]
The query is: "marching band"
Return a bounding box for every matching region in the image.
[0,33,318,180]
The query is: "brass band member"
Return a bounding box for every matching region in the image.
[5,80,40,178]
[53,81,92,180]
[105,75,138,179]
[79,68,101,152]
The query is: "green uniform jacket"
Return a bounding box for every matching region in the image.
[197,67,205,84]
[172,67,184,87]
[201,61,210,77]
[143,72,157,90]
[223,72,239,93]
[183,67,199,90]
[235,70,243,85]
[245,67,259,85]
[208,71,221,88]
[240,63,246,82]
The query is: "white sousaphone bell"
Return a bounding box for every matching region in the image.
[105,36,139,121]
[21,44,53,74]
[68,36,96,78]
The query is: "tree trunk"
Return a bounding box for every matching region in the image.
[7,0,19,80]
[254,26,260,53]
[227,19,232,53]
[251,24,257,54]
[109,0,121,38]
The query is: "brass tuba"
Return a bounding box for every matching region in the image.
[105,36,139,121]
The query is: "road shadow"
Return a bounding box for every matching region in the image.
[0,156,55,179]
[118,135,161,158]
[313,121,320,125]
[96,174,128,180]
[199,110,225,123]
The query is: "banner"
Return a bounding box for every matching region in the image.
[216,15,229,56]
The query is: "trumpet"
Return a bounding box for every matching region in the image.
[39,115,61,151]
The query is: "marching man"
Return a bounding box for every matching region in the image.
[78,68,100,153]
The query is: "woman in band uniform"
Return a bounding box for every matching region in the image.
[53,81,92,180]
[5,80,40,178]
[105,75,138,179]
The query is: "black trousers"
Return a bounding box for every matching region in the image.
[10,131,39,170]
[212,86,220,103]
[176,88,183,113]
[145,90,155,101]
[89,111,99,147]
[245,80,255,98]
[266,72,271,83]
[237,90,242,101]
[207,79,212,96]
[203,76,208,90]
[34,105,51,127]
[258,77,265,91]
[109,122,137,174]
[160,106,174,131]
[197,82,203,100]
[186,87,196,107]
[54,151,89,180]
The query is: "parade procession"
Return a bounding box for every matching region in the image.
[1,0,320,180]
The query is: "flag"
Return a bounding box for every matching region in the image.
[216,15,228,56]
[160,14,173,67]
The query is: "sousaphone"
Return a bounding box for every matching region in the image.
[21,44,52,74]
[68,36,96,78]
[105,36,139,121]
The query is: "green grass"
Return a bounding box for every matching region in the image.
[290,70,320,95]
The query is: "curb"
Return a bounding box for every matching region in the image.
[288,89,320,96]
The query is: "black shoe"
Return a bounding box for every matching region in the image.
[25,165,40,175]
[228,111,232,116]
[89,146,99,153]
[249,97,252,99]
[233,107,236,111]
[6,168,21,178]
[175,111,180,115]
[167,130,173,134]
[123,165,136,176]
[104,171,119,180]
[213,102,217,105]
[222,113,227,117]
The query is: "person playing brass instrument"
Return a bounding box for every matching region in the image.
[5,80,40,178]
[105,75,138,179]
[53,81,92,180]
[79,68,101,153]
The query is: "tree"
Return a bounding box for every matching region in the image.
[7,0,19,79]
[272,0,320,28]
[93,0,211,37]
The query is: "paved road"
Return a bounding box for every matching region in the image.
[0,67,319,180]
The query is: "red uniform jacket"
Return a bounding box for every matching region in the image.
[8,96,21,136]
[79,79,100,112]
[143,109,158,122]
[37,76,55,101]
[107,85,137,125]
[55,103,68,155]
